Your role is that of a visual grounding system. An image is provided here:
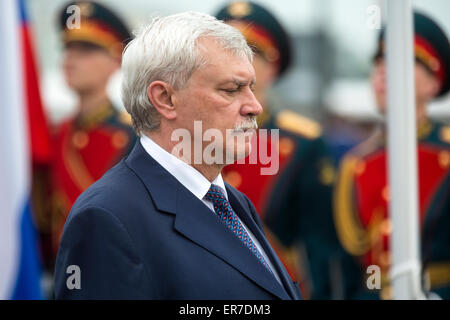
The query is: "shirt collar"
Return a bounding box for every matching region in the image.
[140,134,228,201]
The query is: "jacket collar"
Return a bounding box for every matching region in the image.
[125,140,292,299]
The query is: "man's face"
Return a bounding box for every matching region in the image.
[63,42,119,94]
[371,57,440,113]
[172,38,263,163]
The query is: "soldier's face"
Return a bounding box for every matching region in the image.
[171,38,263,162]
[251,53,278,105]
[63,42,119,94]
[371,57,440,113]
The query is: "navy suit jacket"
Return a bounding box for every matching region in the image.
[54,140,302,300]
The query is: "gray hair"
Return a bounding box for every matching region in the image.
[121,11,254,135]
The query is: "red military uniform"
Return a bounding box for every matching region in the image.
[335,121,450,299]
[51,103,135,256]
[334,11,450,299]
[49,1,135,260]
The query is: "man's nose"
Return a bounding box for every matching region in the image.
[241,88,263,117]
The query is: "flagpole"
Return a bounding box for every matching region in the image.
[385,0,424,299]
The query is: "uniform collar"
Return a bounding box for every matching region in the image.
[75,99,115,130]
[417,119,434,140]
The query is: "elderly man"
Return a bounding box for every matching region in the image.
[54,12,302,300]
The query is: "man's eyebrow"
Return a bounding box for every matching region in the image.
[232,78,256,86]
[216,77,256,87]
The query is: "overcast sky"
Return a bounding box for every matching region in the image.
[28,0,450,72]
[26,0,450,120]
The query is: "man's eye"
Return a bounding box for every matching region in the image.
[222,88,239,93]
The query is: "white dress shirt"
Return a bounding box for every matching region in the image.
[140,135,282,284]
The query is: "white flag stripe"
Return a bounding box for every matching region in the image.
[0,0,31,299]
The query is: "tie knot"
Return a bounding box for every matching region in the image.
[205,184,226,203]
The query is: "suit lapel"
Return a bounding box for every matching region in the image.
[125,141,290,299]
[174,186,290,299]
[226,186,301,300]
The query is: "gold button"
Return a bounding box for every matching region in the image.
[279,137,294,157]
[438,151,450,169]
[72,131,89,149]
[112,131,129,149]
[380,219,392,236]
[382,186,390,202]
[224,171,242,188]
[355,160,366,176]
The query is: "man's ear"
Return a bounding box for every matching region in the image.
[147,81,177,120]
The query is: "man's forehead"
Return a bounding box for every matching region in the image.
[197,38,251,63]
[197,41,254,78]
[202,61,255,85]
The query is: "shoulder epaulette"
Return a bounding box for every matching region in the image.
[275,110,322,139]
[118,111,133,126]
[439,125,450,144]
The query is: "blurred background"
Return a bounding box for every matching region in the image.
[28,0,450,125]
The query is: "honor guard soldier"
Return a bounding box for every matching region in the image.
[50,1,136,260]
[334,11,450,299]
[216,1,339,299]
